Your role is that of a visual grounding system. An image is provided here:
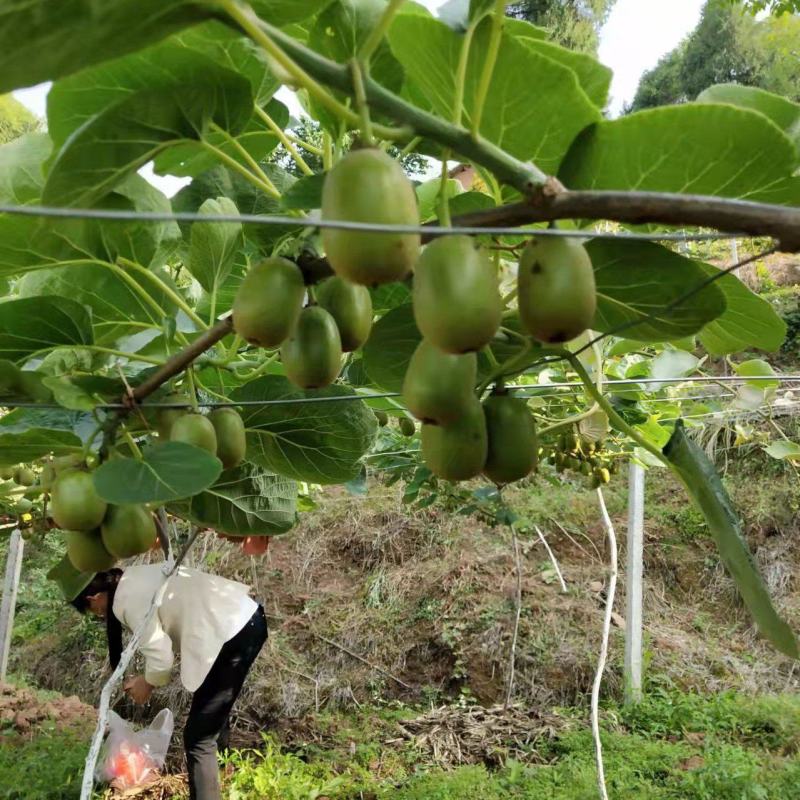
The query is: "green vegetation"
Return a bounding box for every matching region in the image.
[631,1,800,110]
[213,690,800,799]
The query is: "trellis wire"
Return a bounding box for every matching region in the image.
[0,376,796,411]
[0,201,756,242]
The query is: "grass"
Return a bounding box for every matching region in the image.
[210,689,800,799]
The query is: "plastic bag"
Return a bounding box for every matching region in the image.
[95,709,174,790]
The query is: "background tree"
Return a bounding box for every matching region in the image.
[506,0,616,54]
[0,95,39,144]
[630,1,800,110]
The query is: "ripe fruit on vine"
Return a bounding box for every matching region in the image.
[413,236,502,353]
[51,470,107,532]
[155,392,192,439]
[518,237,596,343]
[13,466,35,486]
[101,504,157,559]
[403,340,477,425]
[66,529,115,572]
[374,410,389,427]
[399,416,416,437]
[170,413,218,455]
[421,396,487,481]
[208,408,246,470]
[0,467,13,480]
[482,393,538,485]
[315,276,373,352]
[233,257,306,347]
[281,306,342,389]
[321,148,420,286]
[53,454,84,475]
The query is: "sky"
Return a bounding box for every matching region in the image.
[12,0,705,195]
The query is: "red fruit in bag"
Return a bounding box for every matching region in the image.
[242,536,269,556]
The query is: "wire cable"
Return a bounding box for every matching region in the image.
[0,201,760,243]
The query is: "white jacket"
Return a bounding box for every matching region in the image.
[113,564,258,692]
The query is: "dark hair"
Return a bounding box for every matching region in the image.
[71,569,124,669]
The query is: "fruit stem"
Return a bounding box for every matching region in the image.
[253,106,314,177]
[453,19,478,127]
[185,369,200,412]
[116,257,209,331]
[234,351,280,381]
[483,345,499,368]
[350,60,376,147]
[287,131,324,157]
[439,151,452,227]
[564,351,666,465]
[231,5,547,191]
[200,136,282,199]
[120,427,144,460]
[358,0,406,63]
[538,402,601,439]
[224,1,408,142]
[471,0,506,138]
[322,132,334,170]
[476,342,535,394]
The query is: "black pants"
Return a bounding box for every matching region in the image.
[184,605,267,800]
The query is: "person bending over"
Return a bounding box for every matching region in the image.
[54,561,267,800]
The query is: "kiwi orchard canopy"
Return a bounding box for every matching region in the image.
[0,2,795,792]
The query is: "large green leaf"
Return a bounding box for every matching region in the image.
[232,376,378,484]
[250,0,335,25]
[697,264,787,355]
[0,297,93,362]
[0,168,178,280]
[663,422,798,659]
[362,304,421,392]
[0,428,84,467]
[168,462,298,536]
[697,84,800,155]
[43,56,253,206]
[0,1,211,93]
[18,262,175,348]
[47,28,277,152]
[188,198,242,294]
[388,14,600,172]
[587,240,727,342]
[560,105,798,201]
[0,133,51,204]
[153,99,290,179]
[515,38,611,109]
[310,0,404,93]
[92,442,222,504]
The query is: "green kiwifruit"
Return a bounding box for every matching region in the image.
[374,410,389,427]
[281,306,343,389]
[233,257,306,347]
[421,396,487,481]
[315,276,373,352]
[413,235,502,354]
[482,393,538,485]
[208,408,246,470]
[399,416,416,437]
[518,237,597,343]
[66,529,115,572]
[322,148,420,285]
[101,504,157,559]
[402,340,477,425]
[170,413,218,455]
[154,392,192,440]
[51,470,108,532]
[13,467,35,486]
